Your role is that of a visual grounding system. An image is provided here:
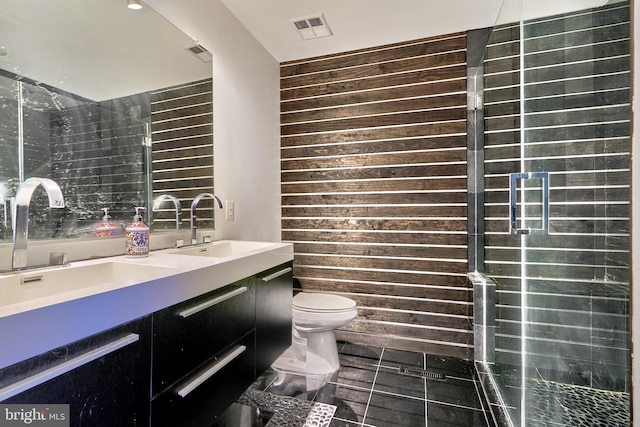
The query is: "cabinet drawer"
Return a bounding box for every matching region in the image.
[151,332,255,427]
[152,280,255,396]
[0,317,151,427]
[256,262,293,374]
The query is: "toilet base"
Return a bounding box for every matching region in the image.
[272,331,341,376]
[269,366,327,395]
[272,347,337,377]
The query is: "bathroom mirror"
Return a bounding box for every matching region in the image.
[0,0,213,242]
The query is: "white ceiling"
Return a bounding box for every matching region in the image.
[1,0,618,102]
[220,0,505,63]
[0,0,212,102]
[220,0,624,62]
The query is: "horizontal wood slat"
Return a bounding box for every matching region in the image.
[296,276,470,297]
[281,33,466,76]
[283,231,468,247]
[281,108,466,135]
[281,136,467,158]
[281,79,467,113]
[281,94,466,124]
[293,266,468,287]
[281,122,467,147]
[282,193,468,205]
[294,253,466,274]
[283,218,467,233]
[283,206,467,218]
[336,331,473,360]
[282,178,467,194]
[281,164,468,182]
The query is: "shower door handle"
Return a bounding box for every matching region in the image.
[509,172,549,235]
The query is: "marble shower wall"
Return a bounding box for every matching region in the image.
[483,1,631,392]
[0,72,147,240]
[0,72,213,241]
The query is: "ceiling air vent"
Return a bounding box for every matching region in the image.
[186,43,212,63]
[291,14,333,40]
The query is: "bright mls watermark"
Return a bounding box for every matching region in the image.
[0,405,69,426]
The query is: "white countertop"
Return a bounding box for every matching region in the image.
[0,240,293,369]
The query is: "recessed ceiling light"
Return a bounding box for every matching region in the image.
[127,0,143,10]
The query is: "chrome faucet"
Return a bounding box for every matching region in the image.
[152,194,182,230]
[12,177,65,270]
[190,193,222,245]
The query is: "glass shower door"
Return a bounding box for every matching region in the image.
[482,0,631,425]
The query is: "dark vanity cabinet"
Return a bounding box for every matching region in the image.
[150,333,256,427]
[151,279,256,397]
[150,279,257,426]
[150,261,293,426]
[0,261,293,427]
[0,316,151,427]
[255,264,293,374]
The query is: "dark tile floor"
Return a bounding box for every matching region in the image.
[222,342,491,427]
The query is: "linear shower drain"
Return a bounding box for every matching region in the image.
[399,367,446,380]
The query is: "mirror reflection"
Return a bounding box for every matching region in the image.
[0,0,214,242]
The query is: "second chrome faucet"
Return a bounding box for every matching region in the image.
[152,194,182,230]
[190,193,222,245]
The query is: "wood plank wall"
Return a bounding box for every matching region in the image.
[150,79,214,229]
[483,2,631,390]
[280,33,472,358]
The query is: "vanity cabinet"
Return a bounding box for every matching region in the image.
[150,332,255,427]
[0,260,293,427]
[150,261,292,426]
[0,316,151,427]
[256,264,293,374]
[151,279,256,397]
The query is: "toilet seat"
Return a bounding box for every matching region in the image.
[293,292,356,313]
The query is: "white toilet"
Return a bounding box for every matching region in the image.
[272,292,357,376]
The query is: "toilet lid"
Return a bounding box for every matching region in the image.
[293,292,356,312]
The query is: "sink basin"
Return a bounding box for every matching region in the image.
[170,240,279,259]
[0,261,176,310]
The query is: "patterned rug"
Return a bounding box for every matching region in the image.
[238,383,336,427]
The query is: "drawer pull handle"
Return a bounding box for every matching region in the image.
[21,275,43,285]
[261,267,292,282]
[178,287,248,318]
[0,333,139,402]
[177,345,247,398]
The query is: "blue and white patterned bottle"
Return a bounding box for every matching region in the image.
[125,207,149,257]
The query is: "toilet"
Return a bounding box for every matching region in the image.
[272,292,357,376]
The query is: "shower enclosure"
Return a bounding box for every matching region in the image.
[473,0,631,425]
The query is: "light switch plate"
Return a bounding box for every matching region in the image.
[225,200,235,221]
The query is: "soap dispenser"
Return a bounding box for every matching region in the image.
[96,208,120,237]
[125,207,149,257]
